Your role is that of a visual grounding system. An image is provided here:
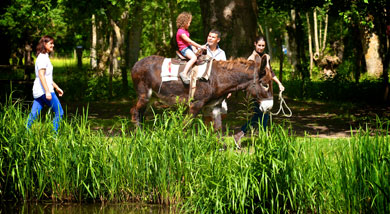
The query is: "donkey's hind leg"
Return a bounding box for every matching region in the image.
[131,89,152,127]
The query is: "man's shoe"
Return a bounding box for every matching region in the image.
[233,131,245,149]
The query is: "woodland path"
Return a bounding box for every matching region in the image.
[63,95,390,137]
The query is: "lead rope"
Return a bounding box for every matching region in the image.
[269,90,292,126]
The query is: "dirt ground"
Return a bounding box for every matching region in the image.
[63,95,390,138]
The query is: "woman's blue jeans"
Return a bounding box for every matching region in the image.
[241,101,269,133]
[27,92,64,133]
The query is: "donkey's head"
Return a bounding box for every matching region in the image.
[247,54,274,112]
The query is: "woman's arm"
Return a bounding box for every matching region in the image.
[180,34,206,50]
[272,76,285,92]
[52,81,64,97]
[38,68,52,100]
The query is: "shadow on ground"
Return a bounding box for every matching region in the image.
[62,94,390,138]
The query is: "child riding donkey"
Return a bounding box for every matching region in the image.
[176,12,206,89]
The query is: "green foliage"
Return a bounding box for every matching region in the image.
[0,0,68,53]
[283,79,384,103]
[140,0,203,58]
[338,123,390,212]
[1,93,389,213]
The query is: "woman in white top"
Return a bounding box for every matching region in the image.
[27,35,64,133]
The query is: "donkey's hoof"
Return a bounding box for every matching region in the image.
[233,131,245,150]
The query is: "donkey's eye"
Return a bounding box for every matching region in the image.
[261,83,269,89]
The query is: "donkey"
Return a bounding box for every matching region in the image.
[130,54,274,130]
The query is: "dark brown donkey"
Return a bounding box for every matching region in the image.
[130,54,274,129]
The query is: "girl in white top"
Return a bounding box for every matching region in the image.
[27,35,64,133]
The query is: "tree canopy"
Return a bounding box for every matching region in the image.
[0,0,388,98]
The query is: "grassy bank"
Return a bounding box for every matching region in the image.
[1,96,389,213]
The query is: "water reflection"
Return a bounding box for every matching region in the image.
[1,202,174,214]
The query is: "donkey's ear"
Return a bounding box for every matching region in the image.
[260,55,267,71]
[254,54,261,67]
[256,55,267,76]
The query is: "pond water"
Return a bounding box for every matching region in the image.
[1,202,173,214]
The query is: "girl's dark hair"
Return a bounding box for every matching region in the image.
[36,35,54,56]
[255,36,266,44]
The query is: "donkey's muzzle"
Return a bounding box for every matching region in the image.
[259,99,274,112]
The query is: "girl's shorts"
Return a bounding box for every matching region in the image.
[180,45,194,57]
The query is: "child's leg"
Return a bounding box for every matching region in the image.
[182,50,197,75]
[26,96,45,130]
[47,92,64,133]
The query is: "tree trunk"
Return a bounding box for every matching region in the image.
[128,1,144,70]
[91,14,98,70]
[76,46,83,69]
[97,18,109,76]
[296,11,309,80]
[383,29,390,102]
[321,13,328,53]
[24,43,33,65]
[362,31,383,78]
[108,31,114,98]
[119,12,129,93]
[110,18,125,76]
[265,24,273,58]
[199,0,257,58]
[277,34,284,82]
[111,20,120,75]
[168,0,177,56]
[313,8,319,60]
[286,9,299,79]
[306,12,313,76]
[384,50,389,102]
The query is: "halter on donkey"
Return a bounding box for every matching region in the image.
[130,54,274,130]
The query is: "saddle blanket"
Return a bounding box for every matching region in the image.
[161,58,212,82]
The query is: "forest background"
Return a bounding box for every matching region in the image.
[1,0,389,104]
[1,1,390,212]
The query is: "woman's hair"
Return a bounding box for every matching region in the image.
[176,12,192,29]
[36,35,54,56]
[254,36,266,44]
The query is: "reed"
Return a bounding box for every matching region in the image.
[0,94,389,213]
[338,120,390,213]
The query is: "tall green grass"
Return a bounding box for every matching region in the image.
[1,94,389,213]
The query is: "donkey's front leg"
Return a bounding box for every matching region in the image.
[211,107,223,131]
[189,100,205,117]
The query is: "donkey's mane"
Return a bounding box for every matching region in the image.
[217,57,255,72]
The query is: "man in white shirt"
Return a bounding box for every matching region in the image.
[204,30,229,129]
[206,30,226,61]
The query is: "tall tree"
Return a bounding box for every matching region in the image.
[127,0,143,70]
[260,0,328,80]
[257,2,289,81]
[336,0,390,101]
[199,0,258,58]
[91,14,98,69]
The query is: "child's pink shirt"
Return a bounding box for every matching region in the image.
[176,28,190,51]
